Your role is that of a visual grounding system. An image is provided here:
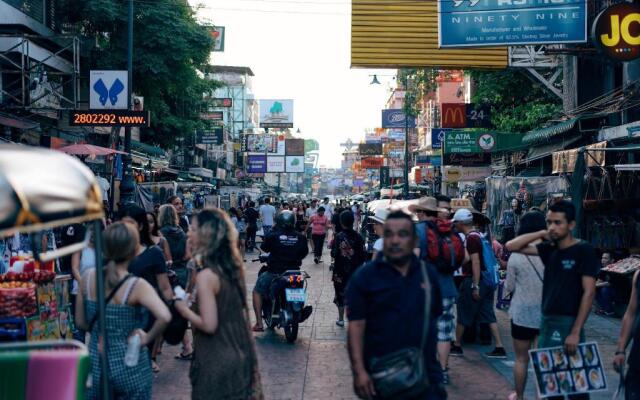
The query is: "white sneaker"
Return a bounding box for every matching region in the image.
[336,320,345,327]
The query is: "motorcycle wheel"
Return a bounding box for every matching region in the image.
[284,322,299,343]
[262,300,276,329]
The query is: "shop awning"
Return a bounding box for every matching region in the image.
[131,140,166,158]
[522,118,579,145]
[0,114,39,130]
[520,136,581,164]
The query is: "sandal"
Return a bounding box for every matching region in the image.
[174,352,194,361]
[252,324,264,332]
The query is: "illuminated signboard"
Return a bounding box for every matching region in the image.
[592,2,640,61]
[69,110,150,127]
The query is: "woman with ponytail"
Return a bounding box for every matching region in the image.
[75,222,171,400]
[174,208,263,400]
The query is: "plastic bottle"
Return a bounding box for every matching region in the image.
[124,333,141,367]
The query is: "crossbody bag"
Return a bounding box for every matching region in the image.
[368,260,432,399]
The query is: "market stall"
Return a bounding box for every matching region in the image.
[0,144,107,398]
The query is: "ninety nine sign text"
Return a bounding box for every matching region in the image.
[69,110,150,127]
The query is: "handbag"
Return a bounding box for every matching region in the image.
[368,260,432,399]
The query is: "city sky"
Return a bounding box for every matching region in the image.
[195,0,397,167]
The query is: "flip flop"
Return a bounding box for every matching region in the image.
[252,325,264,332]
[174,352,194,361]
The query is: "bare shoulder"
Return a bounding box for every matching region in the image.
[196,268,221,292]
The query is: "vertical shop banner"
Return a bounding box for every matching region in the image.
[530,343,606,398]
[438,0,587,47]
[259,99,294,128]
[382,109,417,129]
[285,138,305,156]
[285,156,304,172]
[247,155,267,173]
[266,156,285,172]
[379,166,390,187]
[209,26,225,51]
[432,128,449,149]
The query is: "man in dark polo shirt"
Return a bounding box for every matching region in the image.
[346,210,445,400]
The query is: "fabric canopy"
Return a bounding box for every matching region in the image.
[58,143,126,157]
[0,145,104,237]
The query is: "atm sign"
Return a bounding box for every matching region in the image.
[593,2,640,61]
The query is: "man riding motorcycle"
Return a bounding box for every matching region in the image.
[252,210,309,332]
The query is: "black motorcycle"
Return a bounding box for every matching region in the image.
[254,253,312,343]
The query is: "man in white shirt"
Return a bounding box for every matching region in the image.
[306,199,318,219]
[259,198,277,236]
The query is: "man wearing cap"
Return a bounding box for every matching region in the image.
[410,197,462,384]
[368,208,388,260]
[452,208,507,359]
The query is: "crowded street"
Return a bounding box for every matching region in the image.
[150,246,624,400]
[3,0,640,399]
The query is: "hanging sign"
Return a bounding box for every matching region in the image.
[592,2,640,61]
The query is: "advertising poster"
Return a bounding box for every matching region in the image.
[382,109,417,129]
[243,134,271,153]
[285,156,304,173]
[438,0,587,47]
[530,342,607,398]
[259,99,294,128]
[247,155,267,173]
[266,156,285,173]
[209,26,225,52]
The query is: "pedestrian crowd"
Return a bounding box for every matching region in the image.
[40,192,640,400]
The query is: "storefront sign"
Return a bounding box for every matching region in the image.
[443,166,491,182]
[208,98,232,107]
[416,155,431,166]
[361,157,384,169]
[443,152,491,166]
[442,104,491,128]
[89,70,128,109]
[382,109,416,129]
[266,156,285,173]
[592,2,640,61]
[285,138,305,156]
[200,111,224,121]
[390,169,404,178]
[198,127,223,145]
[247,155,267,173]
[259,99,294,128]
[432,128,448,149]
[359,143,383,156]
[285,156,304,173]
[438,0,588,47]
[69,110,150,127]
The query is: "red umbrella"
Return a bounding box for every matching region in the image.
[57,144,127,157]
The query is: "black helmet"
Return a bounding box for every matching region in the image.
[276,210,296,229]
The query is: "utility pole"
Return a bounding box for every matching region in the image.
[119,0,135,204]
[403,73,410,199]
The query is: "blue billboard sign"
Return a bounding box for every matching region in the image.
[438,0,587,47]
[247,155,267,173]
[382,109,416,129]
[431,128,449,149]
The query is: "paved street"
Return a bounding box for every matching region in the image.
[153,245,624,400]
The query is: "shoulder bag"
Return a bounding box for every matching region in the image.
[368,260,432,399]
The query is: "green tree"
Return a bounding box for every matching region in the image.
[468,69,561,133]
[62,0,220,147]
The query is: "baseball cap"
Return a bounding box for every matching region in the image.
[452,208,473,223]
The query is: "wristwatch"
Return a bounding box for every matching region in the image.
[471,282,480,291]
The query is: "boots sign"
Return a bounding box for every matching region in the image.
[593,2,640,61]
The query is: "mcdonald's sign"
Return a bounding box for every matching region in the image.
[441,104,466,128]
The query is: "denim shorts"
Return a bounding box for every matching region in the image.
[254,271,277,297]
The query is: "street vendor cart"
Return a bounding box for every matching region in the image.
[0,145,110,399]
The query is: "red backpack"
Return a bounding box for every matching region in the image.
[417,219,465,274]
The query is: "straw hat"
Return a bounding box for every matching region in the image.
[408,196,447,214]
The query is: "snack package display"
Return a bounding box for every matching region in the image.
[530,342,608,398]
